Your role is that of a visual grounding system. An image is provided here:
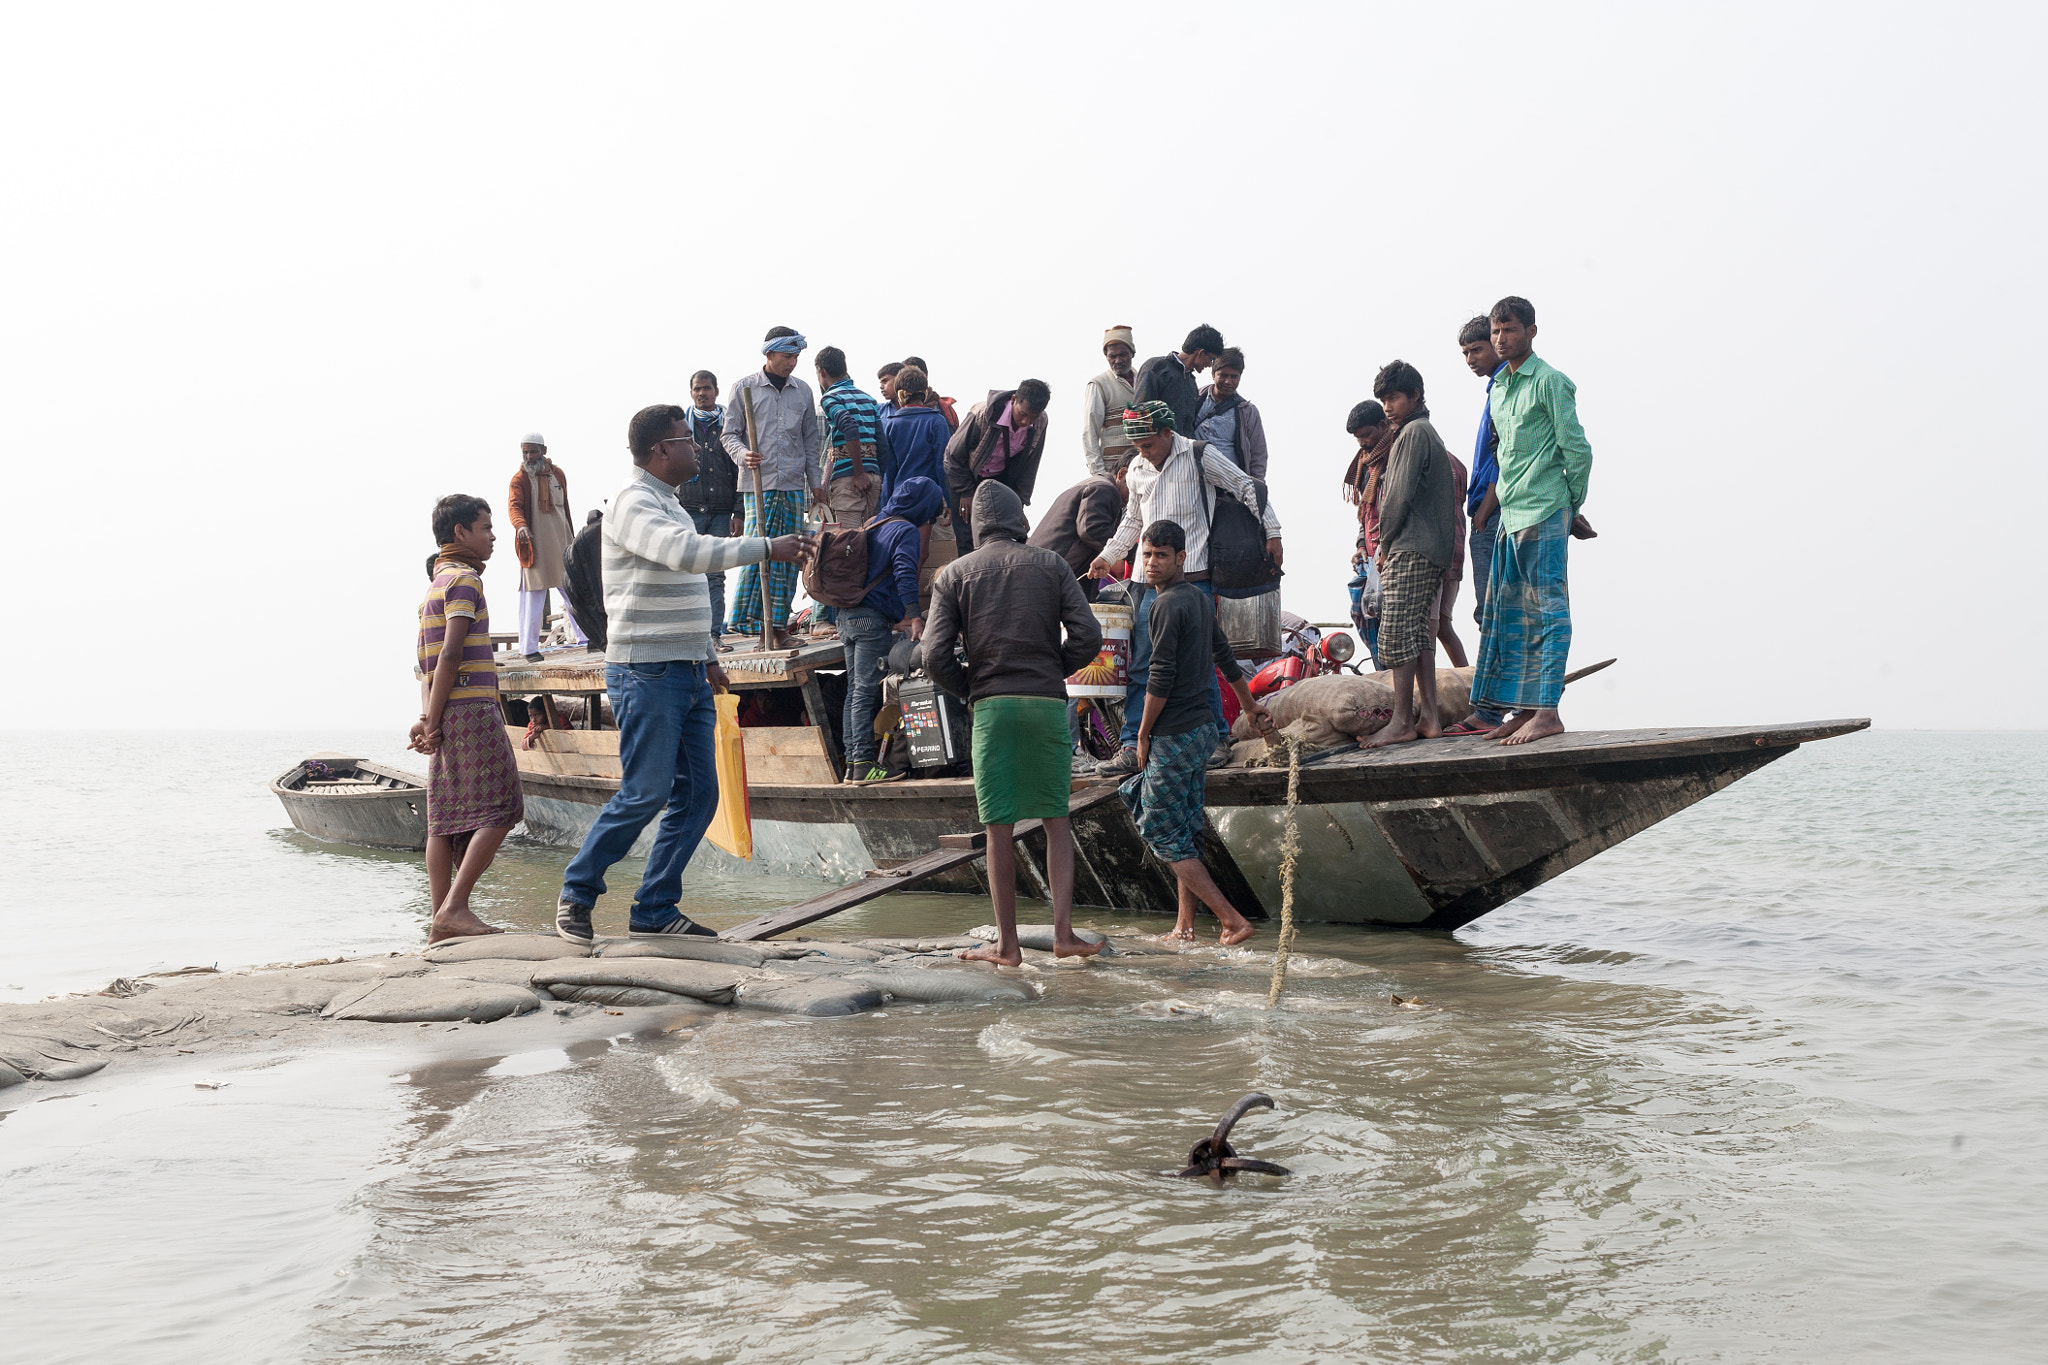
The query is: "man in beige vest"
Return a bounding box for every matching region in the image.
[1082,325,1138,477]
[507,433,586,660]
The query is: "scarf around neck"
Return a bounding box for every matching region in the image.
[434,544,488,575]
[1343,425,1396,507]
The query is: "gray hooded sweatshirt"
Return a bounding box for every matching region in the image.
[924,481,1102,704]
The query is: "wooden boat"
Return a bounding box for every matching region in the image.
[272,752,430,851]
[495,643,1871,932]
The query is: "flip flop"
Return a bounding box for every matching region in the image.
[1441,721,1493,736]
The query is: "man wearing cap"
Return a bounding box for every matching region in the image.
[1087,400,1283,774]
[1082,326,1138,477]
[506,433,586,660]
[721,326,825,637]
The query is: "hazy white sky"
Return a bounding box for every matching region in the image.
[4,2,2040,731]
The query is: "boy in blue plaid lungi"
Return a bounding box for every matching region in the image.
[727,490,807,634]
[1118,519,1276,945]
[1459,296,1594,746]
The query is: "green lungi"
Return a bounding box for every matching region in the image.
[970,695,1072,825]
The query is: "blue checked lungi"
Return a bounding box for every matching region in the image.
[1471,507,1572,712]
[1118,728,1212,864]
[728,490,807,633]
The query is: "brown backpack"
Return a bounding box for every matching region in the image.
[803,513,907,609]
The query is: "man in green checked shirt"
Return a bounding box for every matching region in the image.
[1461,296,1597,746]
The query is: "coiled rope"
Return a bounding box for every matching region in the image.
[1264,735,1303,1009]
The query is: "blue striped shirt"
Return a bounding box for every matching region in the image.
[819,378,882,481]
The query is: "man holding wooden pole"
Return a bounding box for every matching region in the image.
[722,327,825,647]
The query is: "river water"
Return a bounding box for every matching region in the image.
[1,729,2042,1362]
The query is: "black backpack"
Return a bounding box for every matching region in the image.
[1192,441,1282,598]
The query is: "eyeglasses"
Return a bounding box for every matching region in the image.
[657,436,697,449]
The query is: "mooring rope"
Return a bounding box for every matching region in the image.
[1264,734,1303,1009]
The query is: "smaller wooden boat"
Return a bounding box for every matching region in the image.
[272,752,429,851]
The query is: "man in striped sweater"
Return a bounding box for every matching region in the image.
[556,404,813,944]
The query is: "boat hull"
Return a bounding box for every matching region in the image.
[511,721,1868,930]
[271,759,430,852]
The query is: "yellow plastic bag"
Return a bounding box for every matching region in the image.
[704,691,753,860]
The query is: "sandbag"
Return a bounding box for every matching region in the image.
[849,969,1038,1005]
[545,984,707,1009]
[0,1060,25,1089]
[970,924,1107,954]
[1230,674,1396,746]
[0,1034,106,1081]
[322,978,542,1024]
[533,958,746,1006]
[429,960,545,988]
[787,942,888,962]
[597,938,771,969]
[735,979,886,1016]
[1362,665,1473,729]
[423,934,590,964]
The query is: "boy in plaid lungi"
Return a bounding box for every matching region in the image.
[1363,361,1458,748]
[1462,297,1594,746]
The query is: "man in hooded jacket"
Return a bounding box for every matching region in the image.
[925,482,1102,967]
[839,476,948,783]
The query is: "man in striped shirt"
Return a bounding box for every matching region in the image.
[1088,400,1284,773]
[555,404,813,944]
[815,346,883,529]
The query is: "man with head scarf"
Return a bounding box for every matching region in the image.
[506,433,587,660]
[721,326,825,637]
[838,476,948,783]
[1087,400,1283,774]
[925,481,1102,967]
[1082,326,1138,477]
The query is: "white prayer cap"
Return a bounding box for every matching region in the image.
[521,432,547,448]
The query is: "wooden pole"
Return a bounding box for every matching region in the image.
[739,387,778,652]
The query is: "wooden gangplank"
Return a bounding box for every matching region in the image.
[721,785,1127,942]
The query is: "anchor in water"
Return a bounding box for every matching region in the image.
[1173,1093,1292,1180]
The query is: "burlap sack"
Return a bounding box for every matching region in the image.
[1230,674,1397,746]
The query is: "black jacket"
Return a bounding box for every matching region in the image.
[1136,354,1201,436]
[925,482,1101,704]
[942,389,1049,515]
[680,407,739,513]
[1027,475,1123,576]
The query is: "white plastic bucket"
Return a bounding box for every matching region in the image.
[1066,602,1133,697]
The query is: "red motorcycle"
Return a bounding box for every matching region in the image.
[1248,629,1358,700]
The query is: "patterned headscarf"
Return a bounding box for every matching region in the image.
[1120,400,1177,438]
[761,332,808,356]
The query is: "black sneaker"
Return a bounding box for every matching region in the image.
[1208,738,1236,769]
[629,908,718,938]
[524,651,545,663]
[555,898,594,945]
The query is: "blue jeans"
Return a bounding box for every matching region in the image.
[1118,579,1229,749]
[837,606,892,765]
[560,660,719,924]
[688,508,733,638]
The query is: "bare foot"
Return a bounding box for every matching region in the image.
[1485,710,1533,741]
[1162,924,1196,943]
[1053,935,1104,958]
[1500,708,1565,745]
[1365,720,1420,749]
[427,904,505,943]
[958,944,1023,967]
[1417,712,1443,739]
[1218,918,1257,947]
